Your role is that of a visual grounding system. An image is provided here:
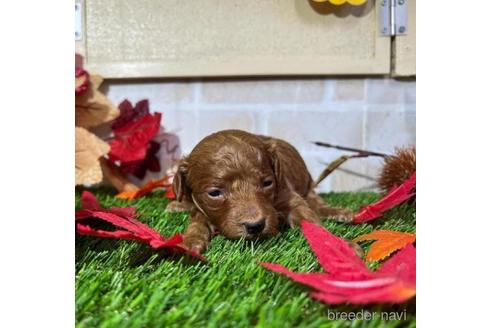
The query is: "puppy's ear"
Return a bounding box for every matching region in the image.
[266,143,283,189]
[173,159,191,202]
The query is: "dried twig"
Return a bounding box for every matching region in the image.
[314,154,370,187]
[312,141,391,158]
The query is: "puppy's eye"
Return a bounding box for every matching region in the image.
[262,179,273,188]
[207,189,222,198]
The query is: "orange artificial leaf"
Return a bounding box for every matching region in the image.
[114,190,138,200]
[115,176,173,200]
[75,74,119,128]
[353,230,416,262]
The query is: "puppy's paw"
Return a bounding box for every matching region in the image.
[287,214,321,228]
[330,209,354,223]
[182,236,208,254]
[165,201,191,213]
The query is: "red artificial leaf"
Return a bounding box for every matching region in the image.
[115,176,173,200]
[109,112,162,162]
[144,155,161,173]
[353,230,416,262]
[112,99,150,130]
[75,67,89,96]
[76,191,204,260]
[260,221,415,305]
[165,187,176,200]
[120,140,162,179]
[353,172,416,224]
[109,99,165,179]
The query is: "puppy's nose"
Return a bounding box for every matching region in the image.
[244,218,266,235]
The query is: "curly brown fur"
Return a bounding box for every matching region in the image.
[378,146,416,194]
[167,130,353,253]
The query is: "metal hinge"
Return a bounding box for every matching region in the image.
[380,0,407,36]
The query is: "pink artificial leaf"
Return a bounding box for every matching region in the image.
[79,190,101,210]
[76,191,204,260]
[353,172,416,224]
[76,191,136,220]
[260,221,416,305]
[76,223,139,241]
[377,244,416,285]
[301,221,372,280]
[264,263,408,304]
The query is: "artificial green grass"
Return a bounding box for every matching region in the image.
[76,189,416,328]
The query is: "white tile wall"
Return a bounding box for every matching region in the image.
[103,77,416,193]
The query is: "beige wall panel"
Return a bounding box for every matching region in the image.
[393,0,416,76]
[79,0,390,78]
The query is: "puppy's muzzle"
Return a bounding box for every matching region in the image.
[243,218,266,236]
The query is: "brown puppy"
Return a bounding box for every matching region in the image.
[167,129,353,253]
